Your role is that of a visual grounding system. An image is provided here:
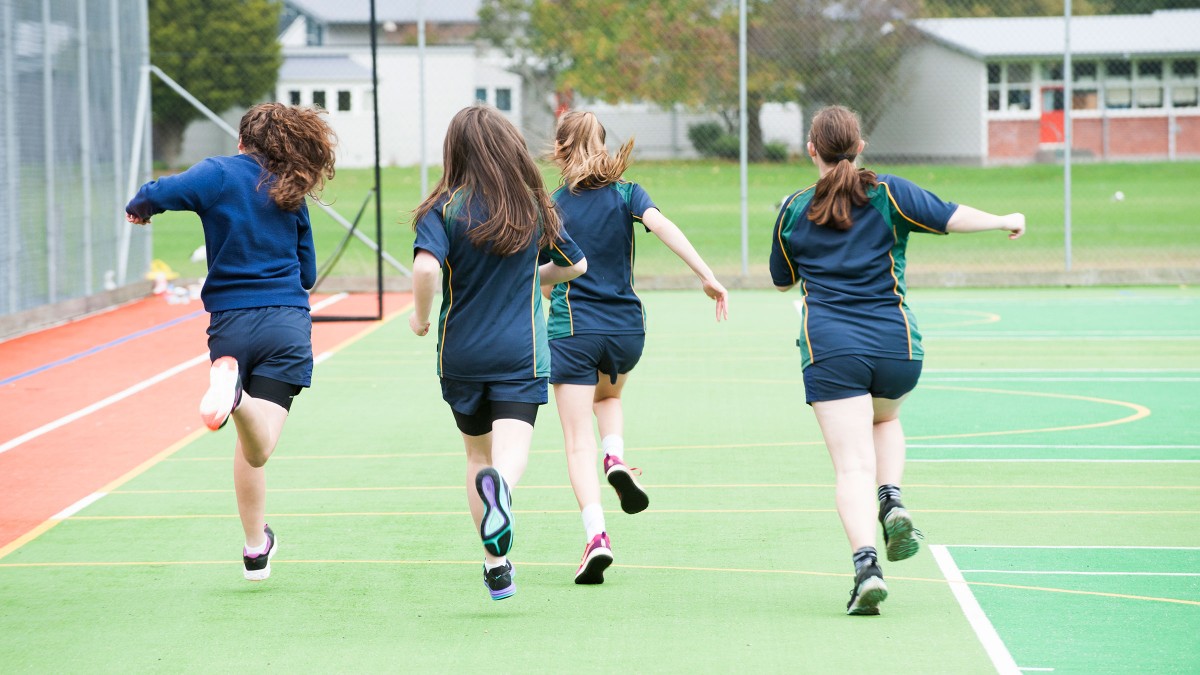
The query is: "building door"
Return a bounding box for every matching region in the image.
[1040,86,1065,144]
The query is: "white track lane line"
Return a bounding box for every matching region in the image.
[930,544,1022,675]
[0,294,350,456]
[51,493,108,520]
[0,353,209,455]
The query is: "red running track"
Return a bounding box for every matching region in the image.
[0,292,410,550]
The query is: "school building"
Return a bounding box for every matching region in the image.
[869,9,1200,164]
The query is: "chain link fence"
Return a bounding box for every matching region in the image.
[0,0,150,325]
[3,0,1198,330]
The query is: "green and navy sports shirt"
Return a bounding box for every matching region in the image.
[414,187,584,381]
[546,181,656,339]
[769,174,958,369]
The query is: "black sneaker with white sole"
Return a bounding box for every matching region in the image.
[242,524,277,581]
[879,500,923,562]
[846,563,888,615]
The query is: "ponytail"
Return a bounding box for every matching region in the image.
[806,106,877,231]
[553,110,633,192]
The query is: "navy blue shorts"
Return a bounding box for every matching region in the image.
[549,333,645,385]
[802,355,922,405]
[441,377,547,436]
[207,306,313,391]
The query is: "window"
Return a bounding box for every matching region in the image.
[1073,62,1097,82]
[1171,60,1198,108]
[475,87,487,103]
[288,90,301,106]
[1138,61,1163,80]
[1104,60,1132,109]
[495,88,512,112]
[987,64,1001,85]
[312,90,326,109]
[1006,64,1031,111]
[1041,62,1063,82]
[988,91,1001,112]
[337,90,352,112]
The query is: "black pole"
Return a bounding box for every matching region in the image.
[369,0,384,319]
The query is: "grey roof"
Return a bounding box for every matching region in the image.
[914,9,1200,59]
[285,0,481,24]
[280,55,372,81]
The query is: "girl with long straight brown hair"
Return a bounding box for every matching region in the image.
[546,110,728,585]
[126,102,337,581]
[770,105,1025,615]
[410,104,588,601]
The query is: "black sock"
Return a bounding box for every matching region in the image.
[877,484,902,505]
[853,546,878,574]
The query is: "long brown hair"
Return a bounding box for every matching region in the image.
[414,104,561,256]
[238,103,337,212]
[553,110,633,193]
[807,105,878,231]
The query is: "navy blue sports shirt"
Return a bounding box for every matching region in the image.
[546,181,656,338]
[414,187,584,380]
[769,174,958,368]
[126,154,316,313]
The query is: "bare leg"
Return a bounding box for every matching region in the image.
[555,383,602,509]
[812,395,877,552]
[593,374,629,442]
[465,418,533,567]
[231,395,289,547]
[872,395,909,488]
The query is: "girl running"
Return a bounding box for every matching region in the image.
[126,102,336,581]
[410,104,587,601]
[770,105,1025,615]
[546,111,728,585]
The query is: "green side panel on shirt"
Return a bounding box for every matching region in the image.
[873,187,925,360]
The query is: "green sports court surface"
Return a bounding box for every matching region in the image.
[1,286,1197,672]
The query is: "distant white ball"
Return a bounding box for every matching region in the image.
[1114,191,1125,202]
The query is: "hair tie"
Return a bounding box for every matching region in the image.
[834,153,853,162]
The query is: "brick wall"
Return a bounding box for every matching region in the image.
[988,115,1200,160]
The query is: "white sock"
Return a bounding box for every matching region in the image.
[244,537,269,556]
[601,435,625,460]
[484,557,508,571]
[581,502,606,539]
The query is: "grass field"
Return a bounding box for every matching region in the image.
[148,160,1200,283]
[2,286,1198,672]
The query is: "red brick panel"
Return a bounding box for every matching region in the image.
[988,120,1040,160]
[1175,116,1200,155]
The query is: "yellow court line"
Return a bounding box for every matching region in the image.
[0,558,1193,608]
[65,507,1198,521]
[167,441,825,462]
[108,482,1199,495]
[0,304,410,562]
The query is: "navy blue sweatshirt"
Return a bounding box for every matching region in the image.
[126,154,316,313]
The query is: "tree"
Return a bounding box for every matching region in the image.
[149,0,282,167]
[479,0,738,149]
[479,0,921,161]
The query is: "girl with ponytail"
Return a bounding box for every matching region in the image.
[770,105,1025,615]
[546,110,729,586]
[126,102,337,582]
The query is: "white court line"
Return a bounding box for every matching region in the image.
[925,377,1200,382]
[958,570,1200,577]
[930,545,1022,675]
[924,369,1200,373]
[910,444,1200,449]
[0,294,349,456]
[911,459,1200,464]
[51,493,107,520]
[0,353,209,455]
[943,545,1200,550]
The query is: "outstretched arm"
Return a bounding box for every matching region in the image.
[642,208,729,321]
[946,206,1026,239]
[409,250,441,336]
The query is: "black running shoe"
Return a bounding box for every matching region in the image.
[484,560,515,601]
[242,524,277,581]
[604,454,649,514]
[846,563,888,616]
[476,468,514,557]
[879,500,923,562]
